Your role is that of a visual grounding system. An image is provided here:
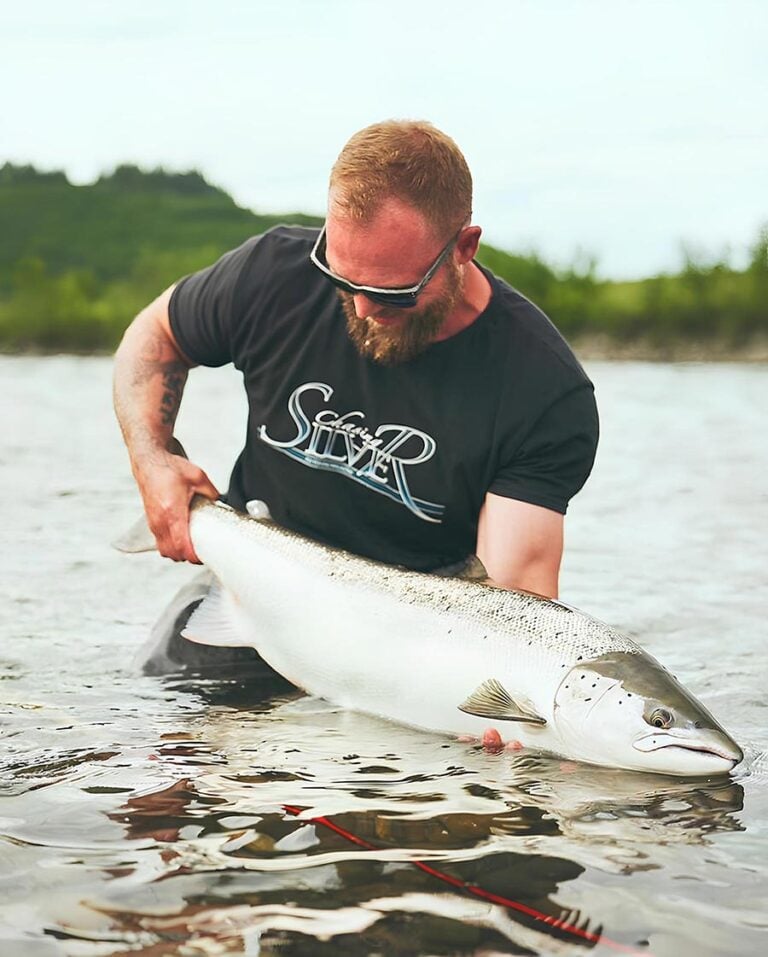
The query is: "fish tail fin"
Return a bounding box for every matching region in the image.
[111,512,157,553]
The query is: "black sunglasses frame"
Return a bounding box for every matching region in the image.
[310,224,461,309]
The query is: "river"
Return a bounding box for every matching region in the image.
[1,356,766,956]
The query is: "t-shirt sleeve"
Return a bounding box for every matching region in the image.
[489,384,599,514]
[168,236,261,368]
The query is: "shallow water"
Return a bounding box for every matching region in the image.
[1,355,767,956]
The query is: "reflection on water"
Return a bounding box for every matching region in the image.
[10,678,742,956]
[1,670,752,955]
[2,357,768,956]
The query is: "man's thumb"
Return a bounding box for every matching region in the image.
[192,470,219,501]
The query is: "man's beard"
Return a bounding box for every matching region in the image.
[341,261,463,365]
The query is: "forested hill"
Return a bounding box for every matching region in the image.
[0,163,319,289]
[0,163,766,354]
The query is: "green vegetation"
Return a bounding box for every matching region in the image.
[0,163,765,354]
[477,236,768,352]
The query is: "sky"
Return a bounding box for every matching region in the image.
[2,0,766,278]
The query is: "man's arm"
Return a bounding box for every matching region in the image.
[475,492,563,598]
[113,285,219,563]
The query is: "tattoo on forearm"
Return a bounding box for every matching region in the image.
[159,362,187,426]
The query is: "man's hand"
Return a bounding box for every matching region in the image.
[458,729,525,753]
[133,450,219,563]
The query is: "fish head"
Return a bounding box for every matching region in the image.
[553,651,743,776]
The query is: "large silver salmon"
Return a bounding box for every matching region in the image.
[139,496,742,777]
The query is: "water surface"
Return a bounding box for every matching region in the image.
[1,356,766,956]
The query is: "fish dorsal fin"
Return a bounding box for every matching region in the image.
[459,678,547,725]
[432,554,490,582]
[182,583,252,647]
[456,555,490,581]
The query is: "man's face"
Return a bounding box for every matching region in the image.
[325,199,464,365]
[338,258,463,365]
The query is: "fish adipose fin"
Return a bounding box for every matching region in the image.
[182,583,251,647]
[459,678,547,725]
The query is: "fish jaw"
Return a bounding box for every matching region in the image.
[632,728,743,776]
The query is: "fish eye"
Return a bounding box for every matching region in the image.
[649,708,673,729]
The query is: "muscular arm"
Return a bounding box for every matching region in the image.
[113,286,218,562]
[475,493,563,598]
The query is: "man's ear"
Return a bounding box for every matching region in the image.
[456,225,482,264]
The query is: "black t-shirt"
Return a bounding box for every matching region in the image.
[169,226,598,571]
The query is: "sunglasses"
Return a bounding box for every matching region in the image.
[309,224,460,309]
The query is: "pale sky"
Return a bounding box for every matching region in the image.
[2,0,766,278]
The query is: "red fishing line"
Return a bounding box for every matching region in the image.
[282,804,652,956]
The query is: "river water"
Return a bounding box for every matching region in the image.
[1,355,766,956]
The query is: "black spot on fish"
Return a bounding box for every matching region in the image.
[585,698,592,702]
[577,655,583,661]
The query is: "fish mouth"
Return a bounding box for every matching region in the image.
[634,733,743,767]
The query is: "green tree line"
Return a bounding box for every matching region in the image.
[0,162,765,352]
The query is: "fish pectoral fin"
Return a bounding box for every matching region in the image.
[458,678,547,725]
[182,583,251,647]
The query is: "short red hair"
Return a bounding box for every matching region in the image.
[329,120,473,238]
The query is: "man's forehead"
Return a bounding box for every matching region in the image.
[327,196,436,243]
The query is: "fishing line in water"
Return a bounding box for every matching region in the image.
[283,804,652,956]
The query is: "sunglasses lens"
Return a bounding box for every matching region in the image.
[368,292,418,309]
[328,277,417,309]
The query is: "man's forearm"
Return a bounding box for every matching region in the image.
[113,296,191,470]
[113,293,219,563]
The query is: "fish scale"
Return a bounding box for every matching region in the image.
[196,499,637,663]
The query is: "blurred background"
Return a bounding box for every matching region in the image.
[0,0,766,354]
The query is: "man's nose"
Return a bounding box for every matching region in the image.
[353,293,383,319]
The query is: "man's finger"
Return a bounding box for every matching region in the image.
[481,728,504,753]
[169,513,202,564]
[193,475,219,500]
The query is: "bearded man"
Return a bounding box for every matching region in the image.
[114,120,599,676]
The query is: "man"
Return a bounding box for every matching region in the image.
[114,120,598,678]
